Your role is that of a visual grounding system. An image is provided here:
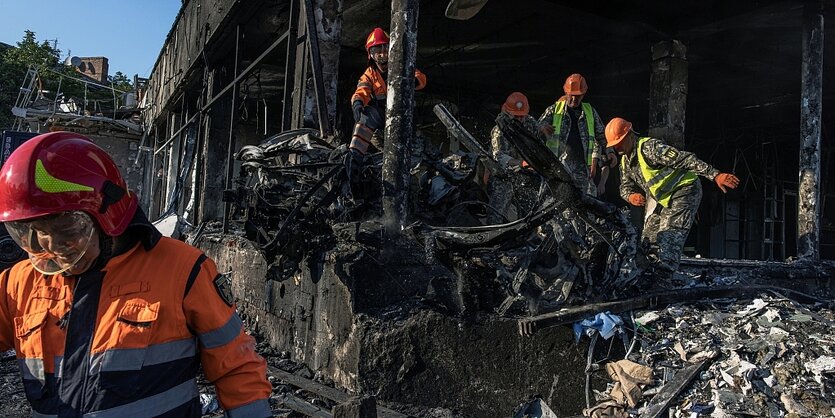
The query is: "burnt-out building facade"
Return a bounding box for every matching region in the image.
[141,0,833,262]
[137,0,834,415]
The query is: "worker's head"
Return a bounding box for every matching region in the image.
[0,132,137,275]
[501,92,530,120]
[563,73,588,108]
[605,117,636,155]
[365,27,390,71]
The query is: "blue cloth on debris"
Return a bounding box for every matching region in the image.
[689,403,715,414]
[573,311,624,341]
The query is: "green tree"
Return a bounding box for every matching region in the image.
[3,30,61,67]
[0,30,61,129]
[109,71,134,94]
[0,31,136,129]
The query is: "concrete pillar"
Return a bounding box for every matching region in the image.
[382,0,419,236]
[147,125,160,219]
[164,112,181,217]
[190,78,207,224]
[303,0,342,137]
[222,25,241,234]
[290,3,310,130]
[183,124,199,222]
[138,132,154,215]
[281,0,300,131]
[199,70,229,224]
[797,0,824,261]
[648,40,688,149]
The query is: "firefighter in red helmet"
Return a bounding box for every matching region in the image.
[0,132,271,417]
[346,28,427,177]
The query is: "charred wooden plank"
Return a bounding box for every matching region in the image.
[518,284,828,336]
[640,361,707,418]
[269,366,409,418]
[280,393,333,418]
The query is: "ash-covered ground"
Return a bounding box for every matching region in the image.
[2,286,834,418]
[0,349,30,418]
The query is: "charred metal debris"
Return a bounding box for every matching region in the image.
[217,99,835,417]
[563,285,835,418]
[222,105,650,318]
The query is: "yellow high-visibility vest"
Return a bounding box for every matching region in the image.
[625,137,697,207]
[546,100,595,166]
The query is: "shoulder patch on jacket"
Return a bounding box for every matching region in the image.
[664,148,679,160]
[213,274,234,307]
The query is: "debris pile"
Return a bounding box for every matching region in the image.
[581,289,835,417]
[228,116,646,320]
[1,349,30,418]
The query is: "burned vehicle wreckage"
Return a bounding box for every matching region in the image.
[226,107,640,319]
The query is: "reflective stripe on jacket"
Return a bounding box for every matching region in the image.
[628,136,697,207]
[0,213,271,417]
[546,100,596,166]
[350,65,427,107]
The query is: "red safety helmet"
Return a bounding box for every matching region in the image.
[0,131,137,236]
[365,27,390,56]
[563,73,588,95]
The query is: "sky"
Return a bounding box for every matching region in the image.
[0,0,182,78]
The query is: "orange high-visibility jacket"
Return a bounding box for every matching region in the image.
[0,213,272,417]
[351,65,427,107]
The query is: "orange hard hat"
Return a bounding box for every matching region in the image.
[563,73,588,95]
[605,117,633,148]
[502,92,529,116]
[365,28,390,52]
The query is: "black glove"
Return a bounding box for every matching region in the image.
[344,148,364,182]
[352,101,364,123]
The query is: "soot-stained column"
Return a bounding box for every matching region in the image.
[382,0,419,236]
[797,0,824,261]
[648,40,688,149]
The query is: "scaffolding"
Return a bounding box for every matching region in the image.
[11,66,39,131]
[9,65,142,135]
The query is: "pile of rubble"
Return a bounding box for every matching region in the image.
[227,117,644,321]
[577,283,835,417]
[0,349,30,418]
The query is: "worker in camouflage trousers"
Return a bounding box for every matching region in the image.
[488,92,542,223]
[538,74,615,196]
[605,117,740,277]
